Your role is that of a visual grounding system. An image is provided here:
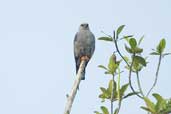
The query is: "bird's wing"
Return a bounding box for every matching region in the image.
[90,33,95,57]
[74,32,80,73]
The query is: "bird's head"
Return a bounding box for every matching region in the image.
[79,23,90,30]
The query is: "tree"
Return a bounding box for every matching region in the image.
[95,25,171,114]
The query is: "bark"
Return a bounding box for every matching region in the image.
[64,60,87,114]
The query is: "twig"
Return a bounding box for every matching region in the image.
[64,60,87,114]
[116,68,122,114]
[136,71,145,97]
[116,100,122,114]
[113,31,142,99]
[129,55,143,99]
[146,54,162,96]
[110,74,115,114]
[113,31,130,67]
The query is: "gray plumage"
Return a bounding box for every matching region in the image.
[74,23,95,80]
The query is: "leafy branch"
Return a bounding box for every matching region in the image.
[146,39,169,96]
[96,25,171,114]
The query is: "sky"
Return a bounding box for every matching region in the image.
[0,0,171,114]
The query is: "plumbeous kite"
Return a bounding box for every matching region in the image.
[74,23,95,80]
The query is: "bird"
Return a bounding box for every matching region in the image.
[74,23,95,80]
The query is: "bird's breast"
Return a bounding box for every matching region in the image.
[77,31,94,45]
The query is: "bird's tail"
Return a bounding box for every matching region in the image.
[81,69,85,80]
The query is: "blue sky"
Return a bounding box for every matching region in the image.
[0,0,171,114]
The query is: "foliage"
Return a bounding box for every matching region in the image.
[94,25,171,114]
[141,93,171,114]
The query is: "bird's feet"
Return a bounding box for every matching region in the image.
[81,55,90,61]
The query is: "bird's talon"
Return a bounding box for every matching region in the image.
[81,56,90,61]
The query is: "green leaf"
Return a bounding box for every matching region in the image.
[99,93,105,98]
[99,93,109,102]
[134,47,143,53]
[138,35,144,45]
[100,87,107,93]
[160,38,166,49]
[108,54,117,74]
[134,56,146,67]
[143,97,156,113]
[121,35,134,41]
[108,80,116,94]
[129,38,137,49]
[157,38,166,54]
[141,106,152,112]
[124,37,130,43]
[104,71,112,75]
[153,93,166,112]
[123,92,140,99]
[123,56,129,63]
[150,52,160,55]
[153,93,164,103]
[164,108,171,113]
[98,37,113,42]
[120,83,129,97]
[101,106,109,114]
[125,45,143,54]
[166,107,171,113]
[107,80,117,101]
[114,108,119,114]
[94,111,102,114]
[162,53,171,57]
[125,45,133,53]
[98,65,108,70]
[123,35,134,38]
[116,25,125,38]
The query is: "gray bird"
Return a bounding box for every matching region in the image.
[74,23,95,80]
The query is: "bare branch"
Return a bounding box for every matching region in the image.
[64,60,87,114]
[146,54,162,96]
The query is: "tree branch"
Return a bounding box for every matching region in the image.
[111,74,115,114]
[146,54,162,96]
[136,71,145,97]
[113,31,130,67]
[129,55,143,99]
[64,60,87,114]
[113,31,142,99]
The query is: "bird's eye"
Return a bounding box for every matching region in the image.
[81,24,84,26]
